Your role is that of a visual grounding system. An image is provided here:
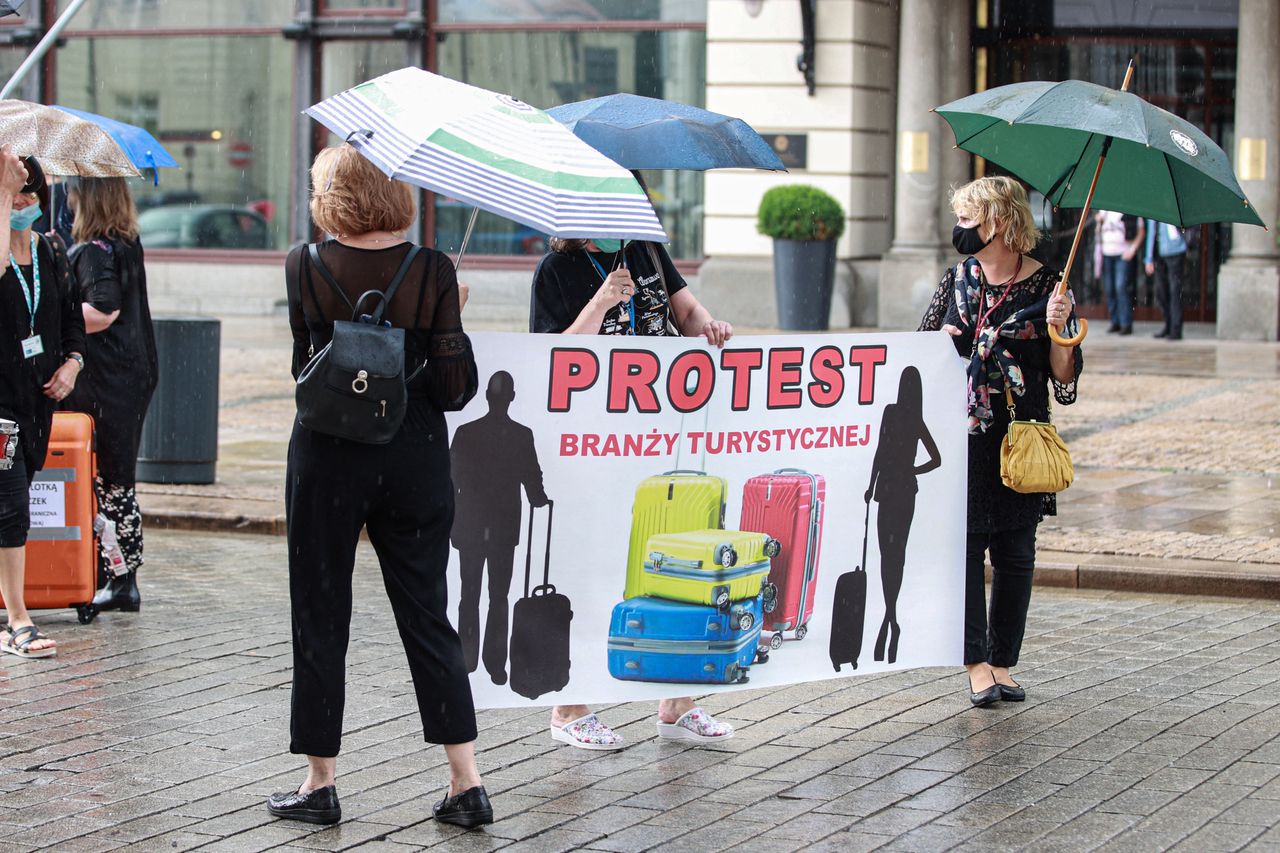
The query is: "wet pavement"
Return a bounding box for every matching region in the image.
[1,530,1278,852]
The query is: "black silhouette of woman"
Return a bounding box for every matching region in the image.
[865,366,941,664]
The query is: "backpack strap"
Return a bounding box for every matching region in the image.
[373,245,420,323]
[642,241,680,336]
[307,243,355,313]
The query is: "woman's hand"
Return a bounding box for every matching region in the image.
[0,145,27,197]
[591,268,634,309]
[941,324,963,337]
[700,319,733,348]
[457,282,470,313]
[1046,292,1071,333]
[43,358,81,401]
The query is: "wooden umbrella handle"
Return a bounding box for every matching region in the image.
[1048,59,1135,347]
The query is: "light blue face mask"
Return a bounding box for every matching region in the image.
[10,203,42,232]
[592,238,624,253]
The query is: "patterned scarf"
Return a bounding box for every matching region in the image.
[951,258,1078,434]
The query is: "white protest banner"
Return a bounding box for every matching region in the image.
[447,331,967,709]
[28,480,65,529]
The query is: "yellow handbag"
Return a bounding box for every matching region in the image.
[999,387,1073,494]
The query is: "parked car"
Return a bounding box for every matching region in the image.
[138,204,271,250]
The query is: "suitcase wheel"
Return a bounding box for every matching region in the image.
[762,583,778,613]
[76,604,97,625]
[714,588,731,611]
[795,624,808,641]
[737,611,755,632]
[770,632,783,651]
[763,536,781,558]
[715,544,738,568]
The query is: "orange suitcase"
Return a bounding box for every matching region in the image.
[5,412,99,624]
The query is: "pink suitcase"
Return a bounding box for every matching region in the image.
[740,468,825,649]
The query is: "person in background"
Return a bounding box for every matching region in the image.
[271,144,490,829]
[1145,219,1187,341]
[61,178,159,614]
[1095,210,1143,335]
[0,151,85,659]
[530,231,735,750]
[918,176,1083,707]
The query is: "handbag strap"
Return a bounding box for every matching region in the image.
[1004,385,1053,423]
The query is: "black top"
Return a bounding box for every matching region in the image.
[286,240,477,418]
[530,241,687,335]
[919,262,1083,534]
[0,232,86,471]
[62,237,159,482]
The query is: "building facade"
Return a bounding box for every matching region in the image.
[1,0,1275,336]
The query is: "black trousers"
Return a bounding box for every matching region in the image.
[964,525,1037,667]
[286,416,477,757]
[1152,253,1185,337]
[457,547,515,680]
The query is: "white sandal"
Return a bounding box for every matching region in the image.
[550,714,625,751]
[655,708,733,742]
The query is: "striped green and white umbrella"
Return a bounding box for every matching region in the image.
[305,67,668,243]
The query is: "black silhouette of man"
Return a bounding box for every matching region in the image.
[450,371,549,685]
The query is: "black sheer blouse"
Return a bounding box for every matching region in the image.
[919,263,1083,534]
[285,240,478,416]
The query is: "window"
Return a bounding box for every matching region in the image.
[56,35,294,249]
[437,0,706,24]
[58,0,292,31]
[435,28,706,258]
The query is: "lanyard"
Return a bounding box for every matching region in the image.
[972,255,1023,344]
[587,249,636,335]
[9,233,40,337]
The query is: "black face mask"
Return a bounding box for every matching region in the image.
[952,224,992,256]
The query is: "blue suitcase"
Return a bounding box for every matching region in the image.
[607,596,762,685]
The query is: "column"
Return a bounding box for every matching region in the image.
[878,0,969,330]
[1217,0,1280,340]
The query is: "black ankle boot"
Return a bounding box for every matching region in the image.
[93,572,140,612]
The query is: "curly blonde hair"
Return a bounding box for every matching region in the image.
[950,176,1040,255]
[309,144,415,236]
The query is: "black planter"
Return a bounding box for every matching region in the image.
[772,238,836,330]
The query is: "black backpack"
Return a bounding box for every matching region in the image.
[295,243,421,444]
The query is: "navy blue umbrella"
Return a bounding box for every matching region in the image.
[547,94,786,172]
[53,106,179,185]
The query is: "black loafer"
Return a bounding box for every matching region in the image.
[969,684,1002,707]
[433,785,493,828]
[266,785,341,825]
[997,682,1026,702]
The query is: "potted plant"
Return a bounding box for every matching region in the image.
[757,185,846,330]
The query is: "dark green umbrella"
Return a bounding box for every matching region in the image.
[934,62,1264,345]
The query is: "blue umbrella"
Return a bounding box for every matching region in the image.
[0,1,27,17]
[52,106,179,185]
[547,94,786,172]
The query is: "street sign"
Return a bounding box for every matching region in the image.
[228,141,253,169]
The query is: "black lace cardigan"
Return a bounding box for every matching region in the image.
[919,263,1084,534]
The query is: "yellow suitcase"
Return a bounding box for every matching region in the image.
[641,529,780,612]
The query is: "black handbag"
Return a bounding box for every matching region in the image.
[295,243,421,444]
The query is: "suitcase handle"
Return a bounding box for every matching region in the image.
[662,469,708,477]
[772,467,810,475]
[531,583,558,597]
[523,499,555,598]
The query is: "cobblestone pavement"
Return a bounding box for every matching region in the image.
[1,530,1278,851]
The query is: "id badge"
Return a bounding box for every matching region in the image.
[20,334,43,359]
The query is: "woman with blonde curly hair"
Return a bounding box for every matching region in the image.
[918,176,1083,708]
[268,145,490,829]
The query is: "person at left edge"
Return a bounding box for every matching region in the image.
[531,233,735,751]
[59,177,158,615]
[0,152,86,659]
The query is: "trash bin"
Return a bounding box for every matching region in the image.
[136,315,220,484]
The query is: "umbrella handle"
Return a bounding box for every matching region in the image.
[1049,315,1087,347]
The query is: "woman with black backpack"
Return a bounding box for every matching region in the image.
[269,144,490,829]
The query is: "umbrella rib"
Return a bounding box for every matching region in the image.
[1162,154,1183,228]
[1052,132,1098,208]
[953,119,1003,150]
